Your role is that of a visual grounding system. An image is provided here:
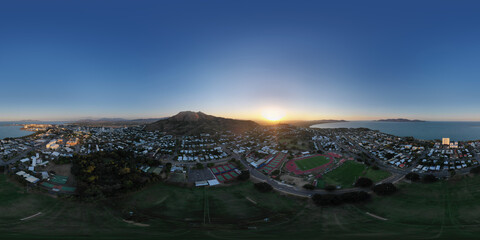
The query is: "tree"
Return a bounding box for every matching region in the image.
[405,172,420,182]
[470,166,480,174]
[254,182,273,193]
[449,169,456,178]
[271,170,280,176]
[195,163,204,169]
[339,191,370,203]
[71,150,148,200]
[373,183,397,196]
[354,177,373,188]
[324,185,336,191]
[422,174,438,183]
[237,170,250,181]
[165,162,172,173]
[312,194,342,206]
[303,184,315,190]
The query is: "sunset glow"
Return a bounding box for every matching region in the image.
[262,108,286,122]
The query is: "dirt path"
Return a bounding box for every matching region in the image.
[155,196,169,205]
[366,212,388,221]
[20,212,42,221]
[246,197,257,205]
[123,219,150,227]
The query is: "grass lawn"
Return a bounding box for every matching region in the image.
[0,174,301,239]
[294,155,330,171]
[120,181,298,222]
[168,173,186,183]
[279,138,309,151]
[7,172,480,239]
[321,161,391,188]
[363,168,392,182]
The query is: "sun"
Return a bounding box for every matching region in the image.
[262,108,286,122]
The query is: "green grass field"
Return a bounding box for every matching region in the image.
[294,155,330,171]
[6,172,480,239]
[321,161,391,188]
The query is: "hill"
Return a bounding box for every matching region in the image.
[145,111,259,135]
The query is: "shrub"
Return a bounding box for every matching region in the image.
[470,166,480,174]
[237,170,250,181]
[303,184,315,190]
[324,185,336,191]
[339,191,370,203]
[165,163,172,173]
[405,172,420,181]
[195,163,204,169]
[422,174,438,183]
[373,183,397,196]
[254,182,273,193]
[312,191,370,206]
[354,177,373,188]
[312,194,342,206]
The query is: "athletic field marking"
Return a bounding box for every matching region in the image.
[246,197,257,205]
[334,213,347,230]
[20,212,42,221]
[154,196,169,205]
[366,212,388,221]
[123,219,150,227]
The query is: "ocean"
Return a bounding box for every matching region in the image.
[311,121,480,141]
[0,121,67,140]
[0,123,31,139]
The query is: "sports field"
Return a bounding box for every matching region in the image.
[321,161,391,188]
[6,172,480,239]
[294,155,330,171]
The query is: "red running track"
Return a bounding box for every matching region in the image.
[286,154,338,175]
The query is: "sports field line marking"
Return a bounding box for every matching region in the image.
[366,212,387,221]
[334,213,347,230]
[246,197,257,205]
[154,196,169,205]
[122,219,150,227]
[20,212,42,221]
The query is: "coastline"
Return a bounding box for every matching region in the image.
[310,121,480,141]
[0,125,35,140]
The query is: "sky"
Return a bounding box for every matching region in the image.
[1,0,480,121]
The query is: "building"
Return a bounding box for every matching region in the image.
[46,140,57,148]
[46,140,60,150]
[66,138,79,147]
[442,138,450,145]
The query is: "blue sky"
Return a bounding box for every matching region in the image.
[1,0,480,121]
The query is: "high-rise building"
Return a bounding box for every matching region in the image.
[442,138,450,145]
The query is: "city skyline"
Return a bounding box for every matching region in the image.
[2,0,480,121]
